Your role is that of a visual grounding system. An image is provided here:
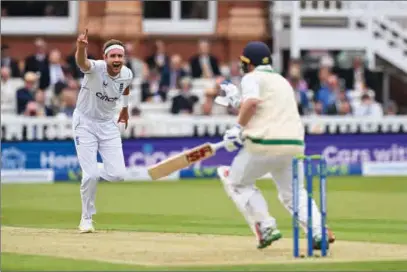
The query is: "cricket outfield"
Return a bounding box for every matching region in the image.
[2,177,407,271]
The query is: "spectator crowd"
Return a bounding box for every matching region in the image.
[1,38,401,119]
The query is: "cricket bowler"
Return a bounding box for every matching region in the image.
[216,41,336,249]
[74,30,133,233]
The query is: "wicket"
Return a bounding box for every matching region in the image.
[292,154,328,258]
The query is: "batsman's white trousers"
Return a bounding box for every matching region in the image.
[72,110,126,220]
[224,148,323,237]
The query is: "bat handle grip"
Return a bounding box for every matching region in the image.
[211,141,227,151]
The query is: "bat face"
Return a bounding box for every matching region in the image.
[148,143,216,180]
[185,145,213,163]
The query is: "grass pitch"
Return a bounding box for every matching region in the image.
[2,176,407,270]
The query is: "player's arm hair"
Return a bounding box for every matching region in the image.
[75,46,91,72]
[238,98,260,127]
[123,86,130,96]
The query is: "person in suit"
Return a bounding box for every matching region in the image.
[189,40,221,78]
[24,38,48,74]
[124,42,144,79]
[145,40,169,73]
[1,44,21,77]
[16,72,39,114]
[38,49,65,90]
[344,56,375,91]
[170,77,199,114]
[160,54,188,94]
[141,67,162,102]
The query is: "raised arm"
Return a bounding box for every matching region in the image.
[75,29,91,72]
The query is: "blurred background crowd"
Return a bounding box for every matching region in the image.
[2,37,399,119]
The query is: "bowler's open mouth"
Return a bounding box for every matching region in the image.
[113,63,121,68]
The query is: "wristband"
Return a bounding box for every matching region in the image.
[122,95,129,107]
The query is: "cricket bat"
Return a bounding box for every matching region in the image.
[147,141,226,180]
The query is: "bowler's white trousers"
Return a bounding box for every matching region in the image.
[72,110,126,220]
[221,148,323,238]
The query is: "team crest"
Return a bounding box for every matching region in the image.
[119,83,124,93]
[262,57,270,64]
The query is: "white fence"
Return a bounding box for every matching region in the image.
[273,1,407,17]
[1,115,407,141]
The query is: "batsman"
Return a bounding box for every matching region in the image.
[215,41,336,250]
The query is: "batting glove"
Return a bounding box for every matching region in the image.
[223,124,244,152]
[214,81,241,109]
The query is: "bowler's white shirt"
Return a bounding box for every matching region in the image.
[76,60,133,121]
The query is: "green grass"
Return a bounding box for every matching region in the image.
[3,253,407,271]
[2,177,407,271]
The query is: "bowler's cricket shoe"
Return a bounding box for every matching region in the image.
[255,222,282,249]
[313,228,336,250]
[78,219,95,233]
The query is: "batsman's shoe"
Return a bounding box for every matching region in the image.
[313,228,335,250]
[327,228,336,243]
[78,219,95,233]
[313,237,329,250]
[255,223,282,249]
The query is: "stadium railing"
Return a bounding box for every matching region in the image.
[2,115,407,141]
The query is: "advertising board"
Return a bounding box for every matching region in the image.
[2,134,406,181]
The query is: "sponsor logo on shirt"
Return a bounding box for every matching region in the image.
[96,92,119,102]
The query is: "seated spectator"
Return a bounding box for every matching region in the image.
[34,90,53,116]
[1,67,16,114]
[315,74,340,114]
[346,56,374,91]
[145,40,169,72]
[17,72,38,114]
[24,38,48,74]
[54,66,80,96]
[170,77,199,115]
[328,90,349,115]
[309,101,324,116]
[347,83,376,110]
[312,66,331,98]
[384,100,398,115]
[39,49,65,90]
[287,61,310,115]
[141,68,162,102]
[189,40,220,78]
[58,88,77,117]
[23,101,39,117]
[353,94,383,117]
[227,61,242,86]
[160,54,188,93]
[125,42,144,79]
[1,44,21,77]
[337,100,353,116]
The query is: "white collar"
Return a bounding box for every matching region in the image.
[255,65,273,71]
